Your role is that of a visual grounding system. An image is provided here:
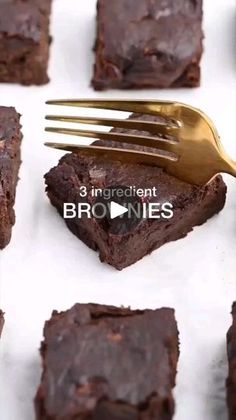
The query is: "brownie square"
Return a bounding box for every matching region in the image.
[0,107,22,249]
[227,303,236,420]
[45,114,226,270]
[0,0,52,85]
[35,303,179,420]
[92,0,203,90]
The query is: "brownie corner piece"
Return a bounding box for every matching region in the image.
[227,303,236,420]
[0,106,22,249]
[35,303,179,419]
[0,0,52,85]
[92,0,203,90]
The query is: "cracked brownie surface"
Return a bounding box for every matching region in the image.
[0,0,52,85]
[35,303,179,420]
[92,0,203,90]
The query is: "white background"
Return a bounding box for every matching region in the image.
[0,0,236,419]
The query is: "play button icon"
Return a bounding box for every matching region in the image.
[94,185,144,235]
[110,201,128,219]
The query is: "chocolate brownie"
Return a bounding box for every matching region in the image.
[35,303,179,420]
[0,311,4,337]
[92,0,203,90]
[227,303,236,420]
[0,0,52,85]
[45,113,227,270]
[0,107,22,249]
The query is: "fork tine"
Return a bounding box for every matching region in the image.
[44,142,177,167]
[46,99,179,120]
[45,126,178,154]
[45,115,180,137]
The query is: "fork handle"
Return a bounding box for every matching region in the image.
[220,155,236,178]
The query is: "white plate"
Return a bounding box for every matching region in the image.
[0,0,236,419]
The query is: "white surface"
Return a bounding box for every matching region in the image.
[0,0,236,419]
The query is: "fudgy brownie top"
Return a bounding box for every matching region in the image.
[0,0,51,43]
[95,0,203,86]
[39,304,178,416]
[57,151,212,209]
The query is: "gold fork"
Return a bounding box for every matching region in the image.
[45,99,236,186]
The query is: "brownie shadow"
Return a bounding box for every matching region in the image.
[207,344,228,420]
